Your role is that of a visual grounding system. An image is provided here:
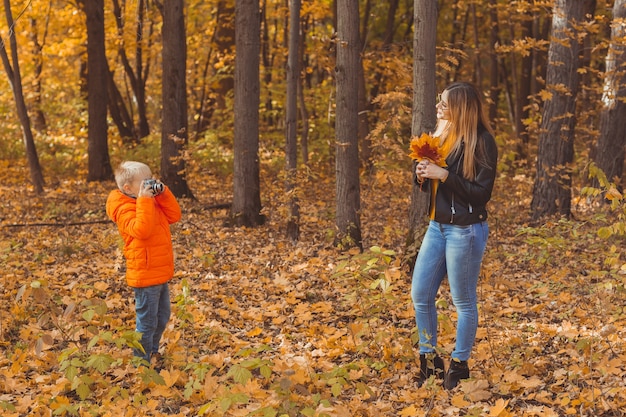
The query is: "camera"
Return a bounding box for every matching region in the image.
[144,179,164,195]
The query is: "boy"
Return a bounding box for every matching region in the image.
[106,161,182,366]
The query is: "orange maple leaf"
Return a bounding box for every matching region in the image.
[408,133,450,167]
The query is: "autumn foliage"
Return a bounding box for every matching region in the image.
[408,133,451,167]
[1,158,625,417]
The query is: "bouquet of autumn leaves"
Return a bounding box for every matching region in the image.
[409,133,452,192]
[408,133,451,167]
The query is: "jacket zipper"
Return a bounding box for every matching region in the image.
[450,158,462,223]
[450,197,456,224]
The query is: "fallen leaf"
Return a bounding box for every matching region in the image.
[461,379,492,401]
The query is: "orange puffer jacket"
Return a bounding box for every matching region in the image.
[106,187,182,288]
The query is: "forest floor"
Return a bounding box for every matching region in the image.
[0,159,625,417]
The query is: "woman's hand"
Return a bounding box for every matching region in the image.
[415,160,449,182]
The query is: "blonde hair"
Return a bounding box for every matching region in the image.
[435,82,494,181]
[114,161,152,190]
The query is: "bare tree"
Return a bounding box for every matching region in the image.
[298,16,310,166]
[192,2,225,136]
[28,11,49,133]
[515,5,533,162]
[159,0,193,198]
[362,0,400,169]
[531,0,586,219]
[208,0,235,124]
[260,0,277,126]
[335,0,362,249]
[0,0,45,193]
[470,3,482,86]
[593,0,626,187]
[285,0,301,241]
[231,0,264,226]
[110,0,152,142]
[407,0,437,257]
[106,67,135,141]
[357,0,372,168]
[487,0,499,123]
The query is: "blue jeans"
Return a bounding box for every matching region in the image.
[411,220,489,361]
[133,283,171,363]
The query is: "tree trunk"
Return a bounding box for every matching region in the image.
[357,51,371,170]
[298,19,309,167]
[193,3,222,137]
[407,0,437,259]
[515,10,533,162]
[107,68,136,143]
[0,0,45,193]
[28,16,47,133]
[506,21,520,131]
[593,0,626,187]
[357,0,372,169]
[134,0,151,139]
[335,0,362,249]
[363,0,400,170]
[212,0,236,118]
[444,1,460,84]
[188,0,234,134]
[285,0,301,241]
[470,3,482,86]
[260,0,276,126]
[160,0,193,198]
[110,0,152,142]
[531,0,586,220]
[488,0,499,123]
[446,3,469,83]
[231,0,264,226]
[84,0,113,182]
[531,10,551,96]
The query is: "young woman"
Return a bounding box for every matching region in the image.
[411,82,498,389]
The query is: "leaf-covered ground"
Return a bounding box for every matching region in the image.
[1,161,625,417]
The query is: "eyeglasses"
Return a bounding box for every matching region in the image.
[437,94,448,110]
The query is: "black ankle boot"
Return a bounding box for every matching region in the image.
[444,359,469,390]
[417,353,444,387]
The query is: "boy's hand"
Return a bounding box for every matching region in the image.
[138,180,155,198]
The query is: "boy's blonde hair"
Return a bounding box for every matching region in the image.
[114,161,152,190]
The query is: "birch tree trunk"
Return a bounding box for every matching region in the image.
[593,0,626,187]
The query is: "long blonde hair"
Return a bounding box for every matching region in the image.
[434,82,494,181]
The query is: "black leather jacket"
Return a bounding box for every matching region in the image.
[414,128,498,225]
